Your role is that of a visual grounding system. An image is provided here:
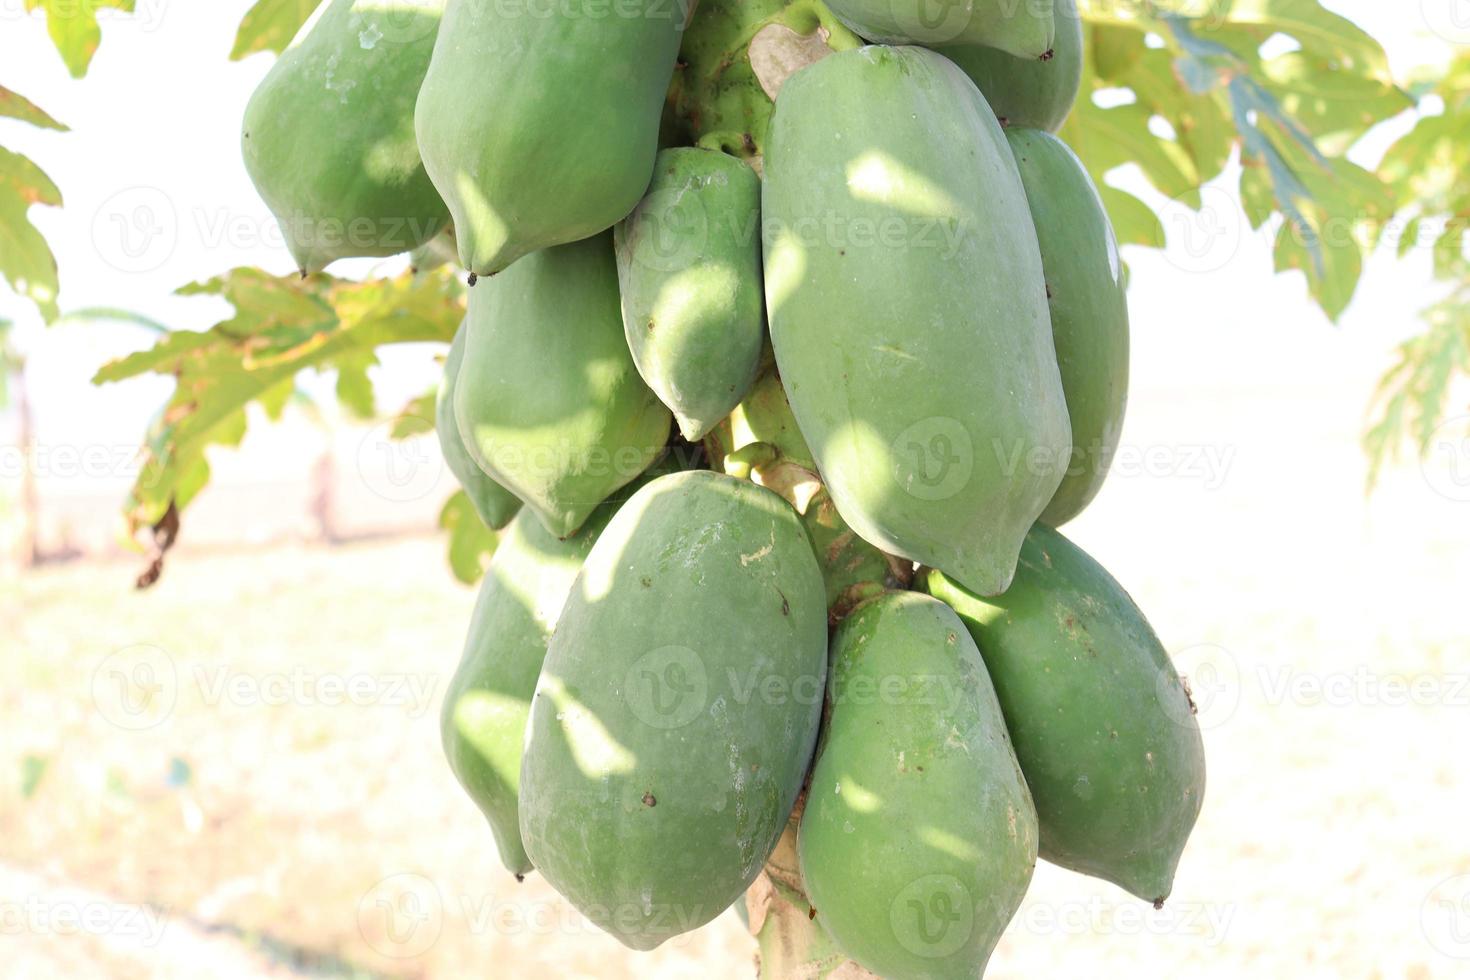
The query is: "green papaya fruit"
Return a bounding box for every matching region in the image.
[453,232,671,539]
[800,591,1038,979]
[440,504,605,877]
[923,524,1206,904]
[241,0,449,274]
[437,323,521,531]
[614,148,766,442]
[415,0,688,277]
[940,0,1083,133]
[763,46,1072,597]
[822,0,1053,58]
[1006,129,1130,525]
[519,470,828,950]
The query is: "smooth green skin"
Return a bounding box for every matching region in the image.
[615,148,766,442]
[519,471,828,950]
[415,0,687,276]
[923,524,1206,904]
[1007,130,1130,526]
[437,323,521,531]
[763,46,1072,598]
[453,233,671,539]
[440,504,608,876]
[241,0,449,274]
[824,0,1053,58]
[800,592,1038,980]
[940,0,1082,133]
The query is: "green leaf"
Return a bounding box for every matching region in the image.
[96,266,465,555]
[1364,295,1470,489]
[440,491,496,585]
[21,754,49,799]
[334,349,377,420]
[0,146,62,321]
[1098,186,1165,249]
[231,0,323,60]
[392,389,438,439]
[24,0,136,78]
[0,87,68,130]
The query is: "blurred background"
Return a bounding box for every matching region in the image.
[1,2,1467,978]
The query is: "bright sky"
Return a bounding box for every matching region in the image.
[0,2,1460,488]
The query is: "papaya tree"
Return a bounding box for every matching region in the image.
[0,3,1465,975]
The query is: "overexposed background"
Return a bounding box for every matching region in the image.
[2,3,1468,978]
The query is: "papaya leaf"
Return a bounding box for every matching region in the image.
[439,490,496,585]
[23,0,136,78]
[391,389,438,439]
[0,146,62,322]
[0,87,68,130]
[94,265,465,580]
[21,754,49,799]
[1364,295,1470,490]
[231,0,323,60]
[1069,2,1401,321]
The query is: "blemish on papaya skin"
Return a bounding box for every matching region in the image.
[642,792,657,807]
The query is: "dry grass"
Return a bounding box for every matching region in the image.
[3,369,1468,977]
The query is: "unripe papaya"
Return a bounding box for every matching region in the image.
[822,0,1053,58]
[415,0,689,277]
[940,0,1083,133]
[241,0,449,274]
[440,503,607,877]
[1006,129,1130,525]
[800,591,1038,979]
[437,323,521,531]
[519,470,828,950]
[923,524,1206,905]
[615,148,765,442]
[453,232,671,539]
[763,46,1072,597]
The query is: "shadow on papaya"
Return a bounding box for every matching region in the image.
[242,0,450,275]
[453,233,672,539]
[440,455,698,880]
[798,591,1038,979]
[762,46,1072,598]
[517,471,828,951]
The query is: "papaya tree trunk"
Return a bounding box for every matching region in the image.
[744,803,876,978]
[15,361,39,567]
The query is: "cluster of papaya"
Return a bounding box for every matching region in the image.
[243,0,1204,975]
